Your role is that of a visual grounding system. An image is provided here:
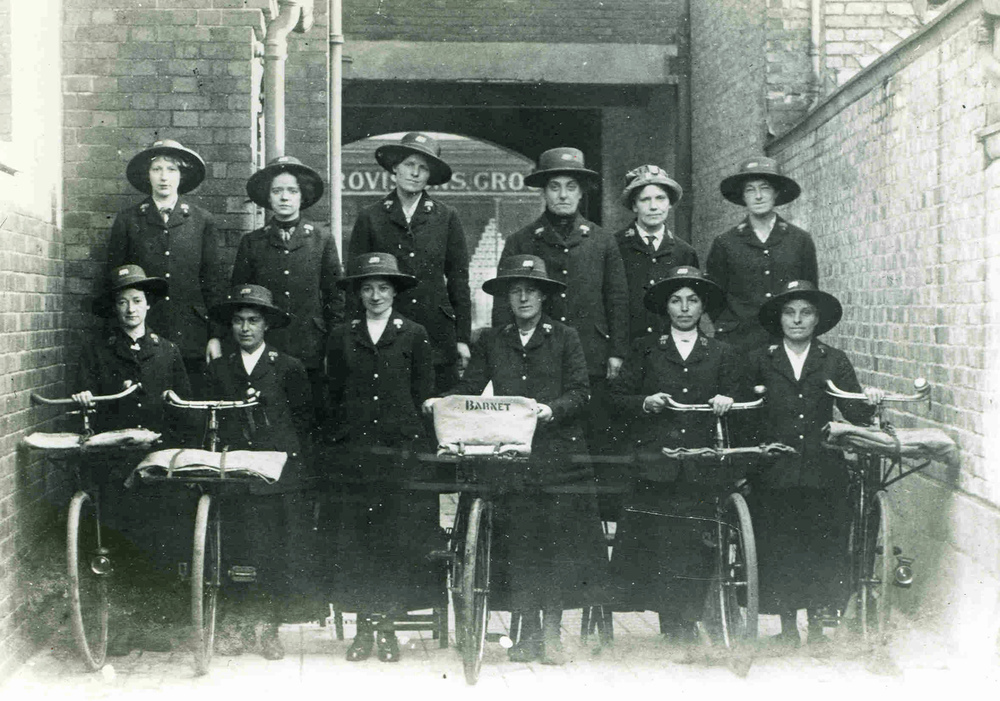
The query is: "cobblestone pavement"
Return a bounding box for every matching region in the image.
[4,609,998,700]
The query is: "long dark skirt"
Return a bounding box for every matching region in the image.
[609,481,715,621]
[489,470,608,612]
[321,486,444,613]
[748,486,849,614]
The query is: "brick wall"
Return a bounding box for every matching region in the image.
[344,0,683,45]
[0,0,10,141]
[62,1,266,329]
[767,0,1000,655]
[0,0,65,679]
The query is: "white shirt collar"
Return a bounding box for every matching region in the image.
[241,343,267,375]
[401,196,420,223]
[783,340,811,380]
[671,327,698,360]
[638,224,666,248]
[367,315,390,344]
[518,326,536,346]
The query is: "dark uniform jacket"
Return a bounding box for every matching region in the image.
[348,191,471,367]
[494,213,629,377]
[107,197,225,361]
[705,215,818,353]
[613,223,699,341]
[205,344,313,495]
[324,312,435,449]
[746,341,874,490]
[231,218,344,370]
[451,316,590,461]
[75,327,192,443]
[610,332,740,482]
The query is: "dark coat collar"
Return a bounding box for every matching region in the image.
[228,343,279,383]
[500,314,556,352]
[107,327,161,362]
[350,313,406,350]
[623,223,677,258]
[381,190,436,229]
[734,213,792,249]
[139,197,191,229]
[766,340,828,384]
[531,213,593,249]
[654,330,710,366]
[265,218,315,251]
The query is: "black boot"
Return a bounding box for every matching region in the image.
[507,610,541,662]
[375,617,400,663]
[541,608,566,665]
[346,615,374,662]
[776,611,800,647]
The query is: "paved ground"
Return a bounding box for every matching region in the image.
[5,609,998,700]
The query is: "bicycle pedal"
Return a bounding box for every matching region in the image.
[228,565,257,583]
[426,549,456,563]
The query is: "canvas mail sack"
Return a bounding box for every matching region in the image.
[433,395,538,456]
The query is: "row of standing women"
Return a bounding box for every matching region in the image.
[78,134,883,664]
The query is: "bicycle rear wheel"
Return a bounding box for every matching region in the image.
[67,491,110,671]
[192,493,220,675]
[460,497,492,685]
[717,493,758,648]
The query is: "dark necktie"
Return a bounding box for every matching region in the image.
[276,219,298,243]
[159,207,172,224]
[645,235,657,253]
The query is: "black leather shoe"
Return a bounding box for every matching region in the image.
[540,638,567,666]
[376,631,400,663]
[345,632,374,662]
[507,639,541,663]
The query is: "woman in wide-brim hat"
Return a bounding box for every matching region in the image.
[321,251,437,664]
[208,284,292,330]
[705,156,818,355]
[608,264,740,642]
[524,147,601,189]
[643,265,725,320]
[745,279,883,646]
[374,132,453,187]
[232,155,342,412]
[423,254,607,665]
[245,155,326,211]
[108,139,223,377]
[613,166,699,343]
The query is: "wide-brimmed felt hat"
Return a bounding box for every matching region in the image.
[524,147,601,189]
[643,265,725,319]
[719,156,801,206]
[758,280,843,338]
[96,264,169,316]
[375,132,453,187]
[246,155,325,210]
[619,164,683,208]
[338,252,418,292]
[482,255,566,297]
[126,139,206,195]
[209,284,292,329]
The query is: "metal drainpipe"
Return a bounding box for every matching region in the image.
[328,0,344,261]
[809,0,823,109]
[264,0,315,162]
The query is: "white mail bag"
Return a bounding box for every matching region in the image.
[433,395,538,456]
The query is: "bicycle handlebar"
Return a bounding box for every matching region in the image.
[825,378,929,403]
[663,385,766,412]
[31,382,141,407]
[162,389,260,411]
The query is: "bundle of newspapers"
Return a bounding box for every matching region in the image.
[823,421,957,465]
[22,428,161,451]
[126,448,286,486]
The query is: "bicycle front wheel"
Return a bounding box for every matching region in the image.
[460,497,492,685]
[191,493,220,675]
[858,490,892,642]
[67,491,110,671]
[717,492,758,648]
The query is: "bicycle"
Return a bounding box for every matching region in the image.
[824,377,951,642]
[25,383,157,671]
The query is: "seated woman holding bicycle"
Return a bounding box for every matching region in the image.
[72,264,194,656]
[609,266,740,643]
[746,280,883,647]
[205,284,314,661]
[423,255,607,665]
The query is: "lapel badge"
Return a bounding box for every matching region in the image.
[303,223,313,232]
[150,333,159,344]
[383,199,393,211]
[180,203,190,216]
[625,227,635,238]
[779,221,787,230]
[542,323,552,334]
[659,335,670,348]
[699,336,708,347]
[268,350,279,362]
[139,203,149,213]
[107,335,116,346]
[393,318,403,329]
[351,319,361,328]
[580,225,590,234]
[737,221,748,231]
[534,226,544,237]
[423,199,434,212]
[768,344,779,355]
